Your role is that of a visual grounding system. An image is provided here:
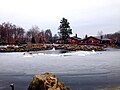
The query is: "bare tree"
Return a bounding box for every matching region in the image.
[26,25,40,43]
[98,31,103,39]
[0,22,25,45]
[45,29,52,43]
[98,31,103,36]
[27,25,39,37]
[38,30,45,43]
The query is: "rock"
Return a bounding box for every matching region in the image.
[28,72,71,90]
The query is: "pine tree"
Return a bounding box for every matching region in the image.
[58,18,72,43]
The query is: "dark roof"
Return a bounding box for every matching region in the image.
[82,36,101,41]
[69,37,81,41]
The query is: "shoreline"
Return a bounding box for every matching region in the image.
[0,44,105,52]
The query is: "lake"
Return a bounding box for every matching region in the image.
[0,48,120,90]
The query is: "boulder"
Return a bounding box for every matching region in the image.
[28,72,70,90]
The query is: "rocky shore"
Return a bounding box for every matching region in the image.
[0,44,104,52]
[55,44,104,51]
[0,44,53,52]
[28,72,70,90]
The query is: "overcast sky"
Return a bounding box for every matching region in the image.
[0,0,120,37]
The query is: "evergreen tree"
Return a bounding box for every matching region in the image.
[58,18,72,43]
[31,37,36,44]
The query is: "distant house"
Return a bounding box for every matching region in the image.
[56,35,111,46]
[100,38,111,45]
[81,36,111,46]
[56,34,81,44]
[67,36,81,44]
[81,36,101,45]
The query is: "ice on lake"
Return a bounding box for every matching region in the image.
[0,49,120,76]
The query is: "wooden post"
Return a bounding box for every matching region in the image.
[10,84,14,90]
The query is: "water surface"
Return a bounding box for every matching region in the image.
[0,48,120,90]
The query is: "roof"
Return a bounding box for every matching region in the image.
[82,36,111,41]
[69,37,81,41]
[82,36,101,41]
[101,38,111,41]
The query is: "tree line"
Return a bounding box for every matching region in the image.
[1,17,120,45]
[104,31,120,40]
[0,22,59,45]
[0,18,73,45]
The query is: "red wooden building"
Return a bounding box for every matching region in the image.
[81,36,111,46]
